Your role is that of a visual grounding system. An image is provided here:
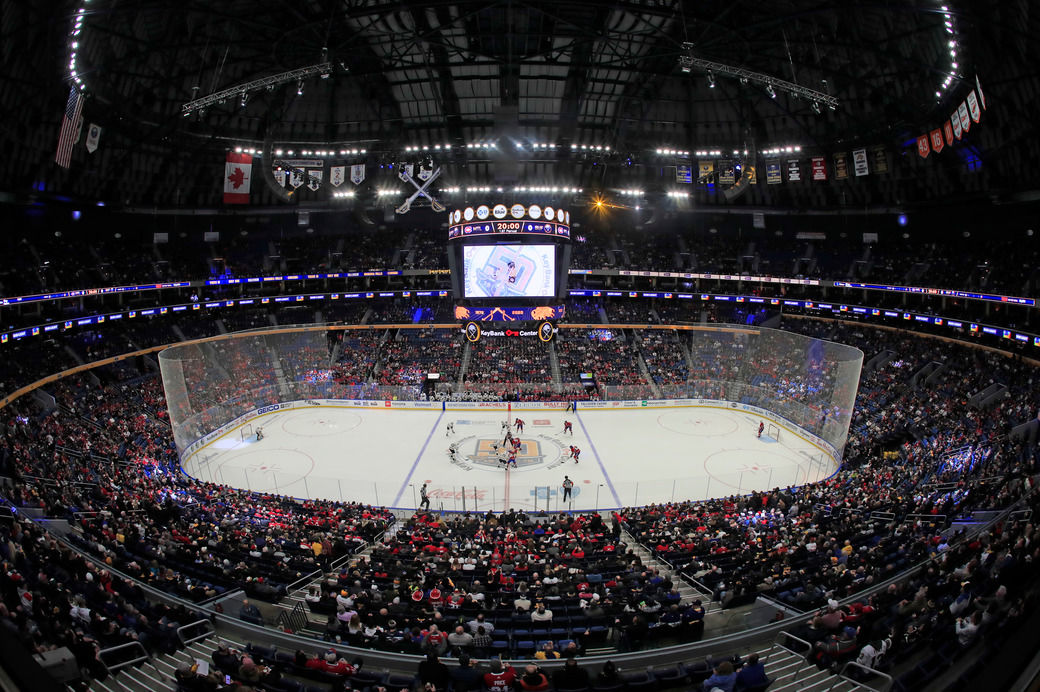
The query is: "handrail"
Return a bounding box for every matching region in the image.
[98,640,150,675]
[834,660,893,692]
[177,619,216,646]
[772,631,815,685]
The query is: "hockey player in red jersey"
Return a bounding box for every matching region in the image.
[758,421,765,439]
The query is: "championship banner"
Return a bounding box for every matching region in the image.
[307,169,322,191]
[834,152,848,180]
[951,111,962,140]
[958,102,971,133]
[330,165,345,187]
[852,148,869,176]
[290,170,304,188]
[872,146,888,173]
[811,156,827,181]
[976,75,986,110]
[274,169,287,187]
[698,160,715,179]
[747,164,757,184]
[786,159,801,182]
[675,164,692,183]
[944,121,954,146]
[350,164,365,185]
[718,160,736,185]
[967,91,981,123]
[765,159,781,184]
[929,129,944,154]
[85,123,101,154]
[223,152,252,204]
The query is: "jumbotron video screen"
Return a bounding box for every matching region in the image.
[462,244,557,298]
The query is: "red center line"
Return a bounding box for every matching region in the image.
[503,465,511,511]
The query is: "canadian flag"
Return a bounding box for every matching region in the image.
[224,152,252,204]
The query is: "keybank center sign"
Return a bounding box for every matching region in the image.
[481,329,541,337]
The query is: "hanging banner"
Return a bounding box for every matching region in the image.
[873,144,890,171]
[274,169,287,187]
[350,164,365,185]
[951,111,963,140]
[872,146,888,173]
[943,121,954,146]
[223,152,252,204]
[418,163,433,181]
[786,159,801,182]
[958,102,971,133]
[967,91,981,123]
[290,169,305,188]
[930,129,945,154]
[766,159,781,184]
[811,156,827,181]
[852,148,869,176]
[676,164,692,184]
[718,160,735,185]
[85,123,101,154]
[698,160,715,179]
[330,165,345,187]
[747,163,757,184]
[398,163,414,182]
[916,135,930,159]
[834,152,848,180]
[307,169,322,191]
[975,75,986,110]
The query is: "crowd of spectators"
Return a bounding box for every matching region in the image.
[465,340,553,386]
[378,330,463,386]
[555,331,648,389]
[0,305,1035,690]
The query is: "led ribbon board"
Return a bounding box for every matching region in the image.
[447,203,571,240]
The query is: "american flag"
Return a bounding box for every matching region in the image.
[54,87,84,168]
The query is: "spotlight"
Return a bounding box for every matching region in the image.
[240,91,248,107]
[766,83,776,99]
[811,101,821,114]
[297,80,304,96]
[707,70,715,88]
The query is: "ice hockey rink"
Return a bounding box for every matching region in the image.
[182,404,837,512]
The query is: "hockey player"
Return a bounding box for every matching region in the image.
[568,446,581,463]
[758,421,765,439]
[255,427,264,441]
[446,422,455,436]
[507,450,517,468]
[514,417,525,433]
[563,420,573,435]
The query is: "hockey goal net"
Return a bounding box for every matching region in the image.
[239,423,253,442]
[766,423,780,442]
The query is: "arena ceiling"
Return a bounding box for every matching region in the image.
[2,0,1039,210]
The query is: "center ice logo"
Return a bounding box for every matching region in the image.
[468,438,546,469]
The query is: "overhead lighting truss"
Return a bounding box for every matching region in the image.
[181,62,333,116]
[680,43,838,109]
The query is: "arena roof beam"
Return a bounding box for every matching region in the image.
[181,63,333,117]
[680,43,838,109]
